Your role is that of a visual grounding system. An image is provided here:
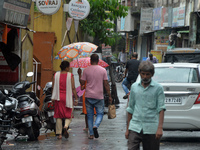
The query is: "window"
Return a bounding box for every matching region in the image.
[153,67,199,83]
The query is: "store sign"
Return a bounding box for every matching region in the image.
[0,0,32,26]
[150,50,162,63]
[36,0,61,15]
[161,7,168,28]
[153,7,162,30]
[102,44,112,58]
[140,8,153,34]
[68,0,90,20]
[172,7,185,27]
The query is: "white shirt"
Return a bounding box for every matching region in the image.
[118,52,127,63]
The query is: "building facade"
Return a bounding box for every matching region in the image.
[118,0,200,61]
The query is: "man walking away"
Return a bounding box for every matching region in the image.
[122,53,140,99]
[125,61,166,150]
[118,48,127,64]
[78,54,112,139]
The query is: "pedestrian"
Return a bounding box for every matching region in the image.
[78,54,112,139]
[125,61,166,150]
[146,53,158,63]
[118,48,127,65]
[79,82,96,133]
[122,52,140,99]
[51,61,79,140]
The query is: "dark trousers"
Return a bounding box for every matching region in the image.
[128,130,160,150]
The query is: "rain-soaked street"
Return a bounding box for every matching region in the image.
[2,82,200,150]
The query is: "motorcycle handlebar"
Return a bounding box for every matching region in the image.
[30,81,36,85]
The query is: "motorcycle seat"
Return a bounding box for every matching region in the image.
[17,95,31,102]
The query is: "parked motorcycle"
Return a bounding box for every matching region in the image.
[114,63,126,83]
[7,72,41,141]
[39,82,56,132]
[0,90,18,149]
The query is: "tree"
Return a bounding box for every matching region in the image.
[80,0,128,46]
[80,0,128,105]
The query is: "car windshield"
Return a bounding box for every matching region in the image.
[153,67,199,83]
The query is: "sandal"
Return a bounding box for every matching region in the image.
[83,128,88,132]
[88,135,94,139]
[57,135,62,139]
[63,128,69,139]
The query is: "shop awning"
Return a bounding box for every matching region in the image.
[1,22,36,33]
[178,30,189,34]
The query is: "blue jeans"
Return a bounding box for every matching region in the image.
[122,77,130,95]
[86,98,104,136]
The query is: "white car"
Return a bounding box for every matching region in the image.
[152,63,200,131]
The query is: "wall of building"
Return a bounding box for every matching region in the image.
[34,1,83,72]
[20,2,34,81]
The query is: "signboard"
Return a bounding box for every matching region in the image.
[36,0,61,15]
[161,7,169,28]
[172,7,185,27]
[120,17,125,30]
[153,7,162,30]
[150,50,162,63]
[155,30,171,45]
[140,8,153,34]
[157,46,168,53]
[0,0,32,26]
[168,7,172,27]
[126,37,130,52]
[102,44,112,58]
[68,0,90,20]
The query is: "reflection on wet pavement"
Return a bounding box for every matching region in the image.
[1,83,128,150]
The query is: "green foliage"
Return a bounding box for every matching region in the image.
[80,0,128,46]
[34,3,39,12]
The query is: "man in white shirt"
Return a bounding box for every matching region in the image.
[118,48,127,64]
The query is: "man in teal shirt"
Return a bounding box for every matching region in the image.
[125,61,166,150]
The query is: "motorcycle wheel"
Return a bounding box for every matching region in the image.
[0,133,6,149]
[114,73,124,83]
[0,123,7,148]
[27,126,40,141]
[27,126,36,141]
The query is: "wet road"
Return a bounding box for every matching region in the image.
[2,82,200,150]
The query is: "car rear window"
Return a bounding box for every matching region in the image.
[153,67,199,83]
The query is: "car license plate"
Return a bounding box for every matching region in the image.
[22,116,33,123]
[165,97,182,104]
[48,111,54,117]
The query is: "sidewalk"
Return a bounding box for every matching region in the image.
[62,82,128,150]
[2,82,129,150]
